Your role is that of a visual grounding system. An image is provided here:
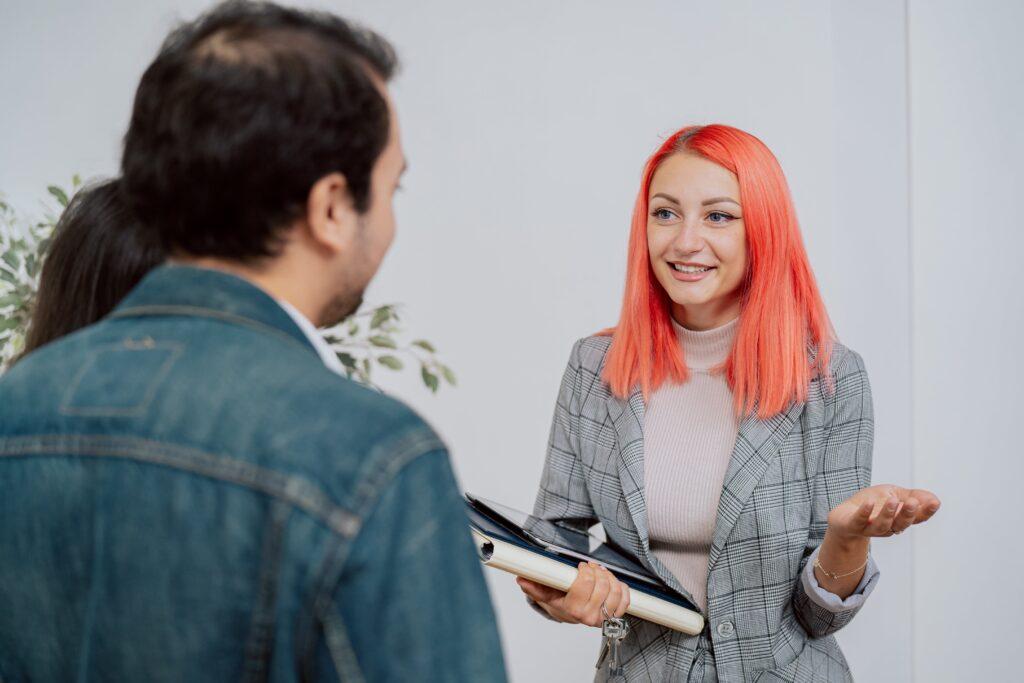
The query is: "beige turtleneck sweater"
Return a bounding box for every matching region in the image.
[644,314,740,613]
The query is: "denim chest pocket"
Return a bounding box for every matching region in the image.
[59,337,183,416]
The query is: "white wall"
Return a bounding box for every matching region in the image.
[908,1,1023,680]
[1,1,1016,680]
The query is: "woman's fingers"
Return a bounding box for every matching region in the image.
[613,578,631,618]
[563,563,598,622]
[835,484,942,540]
[890,496,918,534]
[868,491,900,535]
[516,577,567,605]
[580,562,612,626]
[847,499,874,535]
[599,565,623,618]
[518,563,632,627]
[910,489,941,523]
[591,564,629,620]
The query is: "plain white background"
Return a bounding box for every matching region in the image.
[1,1,1019,680]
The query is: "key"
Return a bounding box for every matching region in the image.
[594,636,610,670]
[601,617,630,678]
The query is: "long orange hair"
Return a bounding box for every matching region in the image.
[600,124,836,419]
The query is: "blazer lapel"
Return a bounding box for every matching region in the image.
[607,387,649,544]
[607,387,697,604]
[707,399,806,572]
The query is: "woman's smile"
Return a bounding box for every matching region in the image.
[668,262,717,282]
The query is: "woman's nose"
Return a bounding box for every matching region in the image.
[671,220,703,254]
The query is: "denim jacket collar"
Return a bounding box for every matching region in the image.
[108,263,318,358]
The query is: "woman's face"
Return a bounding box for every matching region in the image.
[646,152,747,330]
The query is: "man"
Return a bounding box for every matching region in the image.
[0,2,506,680]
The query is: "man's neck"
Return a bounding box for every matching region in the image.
[171,255,324,327]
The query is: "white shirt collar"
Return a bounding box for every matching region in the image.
[273,297,347,377]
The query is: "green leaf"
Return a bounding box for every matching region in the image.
[421,366,439,393]
[2,252,19,271]
[0,269,15,285]
[368,335,397,349]
[72,173,82,187]
[361,357,371,375]
[347,320,359,336]
[440,364,457,386]
[377,355,403,370]
[336,351,357,369]
[47,185,69,208]
[411,339,436,353]
[370,307,390,330]
[0,318,19,332]
[0,294,20,308]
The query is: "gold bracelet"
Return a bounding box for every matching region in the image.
[813,553,869,580]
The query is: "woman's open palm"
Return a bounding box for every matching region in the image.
[828,484,941,540]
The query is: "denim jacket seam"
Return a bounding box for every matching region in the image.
[108,305,315,357]
[0,434,361,537]
[297,437,445,679]
[347,429,447,517]
[296,535,357,680]
[241,499,292,681]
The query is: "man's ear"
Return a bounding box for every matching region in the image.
[305,172,357,255]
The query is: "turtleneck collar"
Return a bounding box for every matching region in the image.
[670,314,740,371]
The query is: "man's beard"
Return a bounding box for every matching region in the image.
[319,288,365,329]
[318,215,372,328]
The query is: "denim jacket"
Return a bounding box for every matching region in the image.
[0,264,506,683]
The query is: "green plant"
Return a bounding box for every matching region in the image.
[0,181,456,393]
[0,178,78,366]
[324,304,457,393]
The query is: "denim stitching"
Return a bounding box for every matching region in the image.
[0,435,362,537]
[319,607,365,683]
[58,341,184,417]
[108,305,313,355]
[298,438,444,680]
[242,499,291,682]
[347,429,447,516]
[296,536,349,681]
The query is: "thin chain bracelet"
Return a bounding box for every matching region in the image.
[814,553,869,580]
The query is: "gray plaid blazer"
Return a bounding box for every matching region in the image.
[532,334,875,682]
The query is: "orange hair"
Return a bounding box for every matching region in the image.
[600,124,836,419]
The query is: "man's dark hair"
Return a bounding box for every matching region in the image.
[121,0,398,261]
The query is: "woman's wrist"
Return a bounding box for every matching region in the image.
[818,526,871,581]
[823,525,870,554]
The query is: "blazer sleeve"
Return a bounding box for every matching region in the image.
[791,347,880,638]
[526,339,600,620]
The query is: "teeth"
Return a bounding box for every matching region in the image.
[672,264,712,273]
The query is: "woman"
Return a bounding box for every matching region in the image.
[517,124,940,682]
[17,178,164,359]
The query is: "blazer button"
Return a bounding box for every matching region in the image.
[716,621,735,637]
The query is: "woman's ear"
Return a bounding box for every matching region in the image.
[305,172,357,255]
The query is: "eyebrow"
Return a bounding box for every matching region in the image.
[650,192,740,207]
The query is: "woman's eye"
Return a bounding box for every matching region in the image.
[652,208,676,221]
[708,211,733,224]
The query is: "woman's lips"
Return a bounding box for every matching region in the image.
[668,264,716,282]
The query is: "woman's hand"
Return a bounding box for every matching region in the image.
[815,484,941,599]
[828,484,941,541]
[516,561,630,627]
